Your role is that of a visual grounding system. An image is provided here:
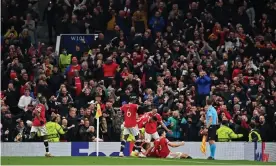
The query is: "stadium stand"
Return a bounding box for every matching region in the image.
[1,0,276,142]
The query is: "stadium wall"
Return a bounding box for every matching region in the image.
[56,34,99,54]
[1,142,276,162]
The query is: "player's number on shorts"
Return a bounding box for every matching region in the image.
[127,110,131,117]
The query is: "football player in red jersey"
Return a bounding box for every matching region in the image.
[156,129,192,159]
[140,140,160,158]
[144,107,172,143]
[119,97,146,157]
[31,96,52,157]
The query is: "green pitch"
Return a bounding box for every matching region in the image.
[1,157,276,165]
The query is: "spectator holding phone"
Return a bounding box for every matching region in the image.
[195,71,211,106]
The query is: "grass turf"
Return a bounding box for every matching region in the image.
[1,157,276,165]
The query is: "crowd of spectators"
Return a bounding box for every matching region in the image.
[1,0,276,142]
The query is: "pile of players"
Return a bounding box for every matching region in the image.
[119,98,192,159]
[30,96,192,158]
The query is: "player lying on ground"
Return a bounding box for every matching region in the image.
[135,129,192,159]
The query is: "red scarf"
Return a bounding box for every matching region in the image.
[75,77,82,96]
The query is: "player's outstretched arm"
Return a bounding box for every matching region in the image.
[229,130,243,139]
[160,121,172,134]
[168,141,185,148]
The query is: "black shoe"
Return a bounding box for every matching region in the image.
[207,156,214,160]
[186,156,192,159]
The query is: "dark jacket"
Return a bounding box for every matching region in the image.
[79,125,95,141]
[259,123,271,142]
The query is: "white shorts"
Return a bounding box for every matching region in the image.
[31,125,47,136]
[166,152,182,159]
[145,131,159,142]
[123,127,139,137]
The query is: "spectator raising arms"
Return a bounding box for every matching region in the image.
[1,0,276,144]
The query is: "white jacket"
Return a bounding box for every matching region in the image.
[18,95,32,110]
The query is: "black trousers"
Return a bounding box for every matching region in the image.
[196,94,208,107]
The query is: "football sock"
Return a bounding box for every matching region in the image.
[133,141,142,153]
[210,143,216,158]
[44,140,49,153]
[120,140,126,152]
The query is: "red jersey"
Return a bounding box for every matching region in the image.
[102,62,118,77]
[121,103,138,128]
[148,139,161,157]
[32,104,46,126]
[158,137,171,158]
[145,112,162,134]
[137,113,150,128]
[74,77,82,96]
[68,65,81,78]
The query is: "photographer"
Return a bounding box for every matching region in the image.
[79,118,97,142]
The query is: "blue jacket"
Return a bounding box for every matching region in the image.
[195,75,211,95]
[149,16,165,32]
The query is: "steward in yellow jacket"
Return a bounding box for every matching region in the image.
[217,119,243,142]
[46,114,65,142]
[248,122,262,142]
[59,49,72,72]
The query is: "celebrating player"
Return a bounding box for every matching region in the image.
[140,140,160,157]
[155,129,192,159]
[144,107,172,143]
[119,97,144,157]
[30,96,52,157]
